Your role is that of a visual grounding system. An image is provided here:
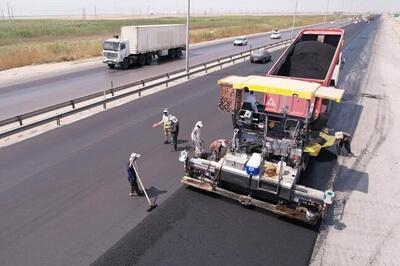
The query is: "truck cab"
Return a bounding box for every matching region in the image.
[103,38,130,69]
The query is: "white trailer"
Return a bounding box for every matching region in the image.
[103,24,186,69]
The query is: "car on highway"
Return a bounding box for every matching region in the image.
[270,31,282,39]
[233,37,248,46]
[250,49,272,63]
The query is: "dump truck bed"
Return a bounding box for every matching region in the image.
[268,28,344,86]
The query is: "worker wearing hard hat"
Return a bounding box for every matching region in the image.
[335,131,353,157]
[210,139,228,161]
[191,121,204,157]
[170,116,179,151]
[127,153,144,197]
[153,108,173,144]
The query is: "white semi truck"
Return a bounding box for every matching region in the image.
[103,24,186,69]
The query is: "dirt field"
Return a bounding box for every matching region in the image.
[0,15,338,71]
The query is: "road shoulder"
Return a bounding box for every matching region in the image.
[311,16,400,265]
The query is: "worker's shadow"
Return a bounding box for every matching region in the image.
[322,165,369,231]
[145,186,167,204]
[176,140,192,152]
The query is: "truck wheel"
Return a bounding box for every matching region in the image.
[108,64,115,69]
[138,54,146,66]
[121,58,130,70]
[176,48,182,58]
[145,53,152,65]
[168,49,176,59]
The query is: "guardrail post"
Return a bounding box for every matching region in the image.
[110,80,115,96]
[166,73,170,87]
[18,116,23,126]
[57,116,61,126]
[71,100,75,109]
[138,90,142,97]
[141,80,145,88]
[103,90,107,109]
[204,63,207,73]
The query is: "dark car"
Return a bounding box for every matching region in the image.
[250,49,272,63]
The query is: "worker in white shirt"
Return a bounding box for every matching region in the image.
[191,121,204,157]
[152,108,173,144]
[243,87,258,113]
[209,139,228,161]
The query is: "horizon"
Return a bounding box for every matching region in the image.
[0,0,398,18]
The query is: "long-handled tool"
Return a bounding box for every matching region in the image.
[132,164,158,212]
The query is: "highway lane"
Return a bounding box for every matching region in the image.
[93,21,380,266]
[0,21,373,266]
[0,21,348,120]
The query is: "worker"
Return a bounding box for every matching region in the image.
[209,139,228,161]
[126,153,144,197]
[152,108,173,144]
[243,87,258,113]
[170,116,179,151]
[191,121,204,157]
[335,131,354,157]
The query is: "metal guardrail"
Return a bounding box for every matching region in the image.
[0,38,292,139]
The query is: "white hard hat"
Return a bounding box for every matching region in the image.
[220,139,228,147]
[171,116,178,123]
[335,132,344,139]
[196,121,203,128]
[129,153,141,161]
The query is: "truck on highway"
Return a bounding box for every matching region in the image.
[103,24,186,70]
[179,28,346,225]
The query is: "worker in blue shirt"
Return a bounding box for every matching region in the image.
[127,153,144,197]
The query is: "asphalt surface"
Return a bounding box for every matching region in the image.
[0,21,374,266]
[0,21,347,120]
[93,188,317,266]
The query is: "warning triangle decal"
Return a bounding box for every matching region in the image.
[266,98,276,107]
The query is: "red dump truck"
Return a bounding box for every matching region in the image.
[264,28,345,120]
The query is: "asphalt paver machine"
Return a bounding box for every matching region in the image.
[180,75,344,224]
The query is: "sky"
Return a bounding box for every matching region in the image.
[0,0,399,17]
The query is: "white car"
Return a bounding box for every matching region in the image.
[270,32,282,39]
[233,37,248,46]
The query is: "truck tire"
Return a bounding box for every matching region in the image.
[138,54,146,66]
[176,48,183,58]
[145,53,152,65]
[121,58,130,70]
[108,64,115,69]
[168,49,176,59]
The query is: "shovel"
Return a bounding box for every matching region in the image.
[132,164,158,212]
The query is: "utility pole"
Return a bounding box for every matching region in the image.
[323,0,330,24]
[341,0,345,16]
[7,3,11,20]
[94,5,97,19]
[185,0,190,73]
[290,0,299,40]
[10,4,14,19]
[0,5,5,20]
[82,8,86,20]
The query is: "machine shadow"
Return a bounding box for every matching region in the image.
[321,165,369,231]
